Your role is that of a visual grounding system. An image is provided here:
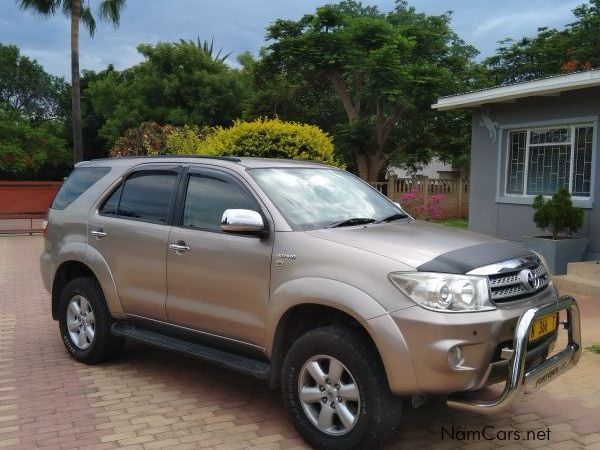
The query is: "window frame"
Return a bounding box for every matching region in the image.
[98,164,182,226]
[172,165,268,237]
[497,118,597,209]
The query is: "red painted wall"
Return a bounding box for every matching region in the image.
[0,181,62,218]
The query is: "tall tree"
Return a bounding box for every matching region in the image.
[0,43,69,121]
[261,1,480,181]
[485,0,600,84]
[17,0,126,163]
[85,40,249,148]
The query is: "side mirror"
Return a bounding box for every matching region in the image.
[221,209,265,233]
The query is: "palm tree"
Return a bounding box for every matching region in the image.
[179,37,232,63]
[17,0,126,163]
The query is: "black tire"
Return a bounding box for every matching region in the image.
[281,325,402,450]
[58,277,123,364]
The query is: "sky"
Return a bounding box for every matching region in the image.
[0,0,585,80]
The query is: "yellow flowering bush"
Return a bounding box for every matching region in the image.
[187,118,341,167]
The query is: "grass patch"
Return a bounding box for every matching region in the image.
[587,344,600,354]
[437,218,468,229]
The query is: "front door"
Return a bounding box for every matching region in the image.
[166,167,273,347]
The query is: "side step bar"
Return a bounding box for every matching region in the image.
[111,322,270,380]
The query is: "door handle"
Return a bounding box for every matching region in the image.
[90,229,107,239]
[169,242,190,253]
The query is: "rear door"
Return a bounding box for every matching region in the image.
[165,166,273,347]
[88,165,181,321]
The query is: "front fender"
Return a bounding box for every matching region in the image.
[266,277,419,394]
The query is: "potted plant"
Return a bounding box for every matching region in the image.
[523,188,587,275]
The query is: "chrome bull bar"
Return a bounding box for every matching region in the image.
[447,295,581,414]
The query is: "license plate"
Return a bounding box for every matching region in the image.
[529,314,558,341]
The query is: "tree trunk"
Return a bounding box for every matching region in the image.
[357,146,387,182]
[71,0,84,163]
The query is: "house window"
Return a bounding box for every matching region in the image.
[506,124,594,198]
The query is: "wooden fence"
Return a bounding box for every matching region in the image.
[0,181,62,234]
[370,176,469,220]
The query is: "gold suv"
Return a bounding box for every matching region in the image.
[41,156,581,449]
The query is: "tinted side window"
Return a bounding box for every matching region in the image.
[100,184,123,215]
[116,171,177,223]
[183,174,256,231]
[52,167,110,210]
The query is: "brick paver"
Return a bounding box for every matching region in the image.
[1,235,599,449]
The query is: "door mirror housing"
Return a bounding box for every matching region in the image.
[221,209,265,233]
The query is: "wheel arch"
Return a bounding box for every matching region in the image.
[52,249,125,321]
[266,278,417,392]
[52,260,96,320]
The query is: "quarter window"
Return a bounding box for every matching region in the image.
[506,124,594,198]
[52,167,110,210]
[183,174,256,231]
[100,171,177,223]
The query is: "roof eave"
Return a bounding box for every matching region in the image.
[432,70,600,111]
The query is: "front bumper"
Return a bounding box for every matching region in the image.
[447,295,581,414]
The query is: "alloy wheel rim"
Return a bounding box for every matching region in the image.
[298,354,360,436]
[66,295,95,350]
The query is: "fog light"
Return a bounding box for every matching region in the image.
[448,345,465,368]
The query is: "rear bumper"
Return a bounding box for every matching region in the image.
[447,295,581,414]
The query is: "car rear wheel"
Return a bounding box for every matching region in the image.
[58,277,123,364]
[282,325,402,450]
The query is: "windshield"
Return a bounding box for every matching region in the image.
[250,167,406,231]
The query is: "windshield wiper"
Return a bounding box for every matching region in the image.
[376,212,409,224]
[327,217,377,228]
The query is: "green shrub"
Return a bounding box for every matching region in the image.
[532,189,584,239]
[110,118,341,167]
[0,115,70,178]
[165,125,210,155]
[192,118,341,166]
[109,122,177,157]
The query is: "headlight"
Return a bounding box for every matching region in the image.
[389,272,494,312]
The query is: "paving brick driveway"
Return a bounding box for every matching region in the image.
[1,235,599,450]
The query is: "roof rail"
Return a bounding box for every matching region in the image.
[90,155,242,163]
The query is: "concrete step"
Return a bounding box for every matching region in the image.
[566,261,600,278]
[553,274,600,298]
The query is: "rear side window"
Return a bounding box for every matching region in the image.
[52,167,110,210]
[101,170,177,223]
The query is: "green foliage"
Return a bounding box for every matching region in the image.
[85,40,249,147]
[108,122,177,157]
[179,37,231,63]
[587,344,600,354]
[438,218,468,229]
[0,112,70,178]
[0,43,69,121]
[185,118,340,166]
[532,189,584,240]
[259,0,482,180]
[485,0,600,84]
[17,0,126,37]
[165,125,210,155]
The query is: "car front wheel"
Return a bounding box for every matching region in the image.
[281,325,402,450]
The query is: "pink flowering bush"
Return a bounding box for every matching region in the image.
[400,187,444,221]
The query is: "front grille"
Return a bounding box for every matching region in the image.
[488,262,549,304]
